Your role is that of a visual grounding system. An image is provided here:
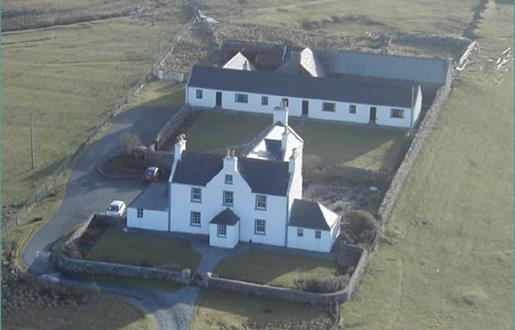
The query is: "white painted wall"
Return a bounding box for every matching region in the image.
[187,87,416,128]
[126,207,168,231]
[411,86,423,127]
[169,156,290,247]
[209,223,239,248]
[375,105,413,128]
[287,226,333,252]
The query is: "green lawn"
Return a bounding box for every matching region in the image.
[342,3,513,329]
[214,247,336,288]
[185,111,410,172]
[86,226,202,271]
[3,6,187,214]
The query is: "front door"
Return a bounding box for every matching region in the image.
[370,107,377,122]
[216,92,222,107]
[302,100,309,116]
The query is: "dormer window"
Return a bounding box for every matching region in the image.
[225,174,233,184]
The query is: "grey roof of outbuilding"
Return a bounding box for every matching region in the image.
[129,183,168,211]
[172,152,291,196]
[289,199,335,230]
[314,49,448,85]
[210,208,240,225]
[188,65,415,108]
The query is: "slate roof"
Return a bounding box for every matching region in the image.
[129,183,168,211]
[210,208,240,225]
[172,152,223,186]
[289,199,339,230]
[172,152,291,196]
[188,65,415,108]
[314,49,448,85]
[221,40,288,71]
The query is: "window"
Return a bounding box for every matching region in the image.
[217,224,227,238]
[137,208,144,218]
[191,187,201,203]
[235,93,248,103]
[322,102,336,112]
[195,89,203,99]
[297,228,303,237]
[391,108,404,119]
[255,219,266,235]
[261,96,269,105]
[225,174,233,184]
[255,195,267,210]
[223,191,234,206]
[190,211,201,227]
[315,230,322,239]
[281,98,289,107]
[349,104,357,114]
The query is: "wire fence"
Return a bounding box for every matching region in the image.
[3,16,196,237]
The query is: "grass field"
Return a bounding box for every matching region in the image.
[214,248,336,288]
[197,0,479,38]
[185,111,410,172]
[86,226,202,271]
[4,293,154,330]
[2,5,187,214]
[342,2,513,329]
[192,289,332,330]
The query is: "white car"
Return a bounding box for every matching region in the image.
[106,200,127,217]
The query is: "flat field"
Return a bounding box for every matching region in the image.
[2,5,187,214]
[185,111,410,172]
[214,248,336,288]
[342,2,513,329]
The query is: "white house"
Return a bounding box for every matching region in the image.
[127,106,341,252]
[186,64,423,128]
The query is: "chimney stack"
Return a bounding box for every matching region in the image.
[289,148,300,174]
[174,134,186,161]
[273,104,288,126]
[224,149,238,172]
[243,60,248,71]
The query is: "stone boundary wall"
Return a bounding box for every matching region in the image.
[305,164,392,188]
[57,216,191,285]
[203,246,368,305]
[57,253,190,285]
[155,107,190,149]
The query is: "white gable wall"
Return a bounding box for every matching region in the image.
[126,207,168,231]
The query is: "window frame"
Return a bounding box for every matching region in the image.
[349,104,357,114]
[255,194,267,210]
[315,230,322,239]
[390,108,405,119]
[137,208,144,218]
[191,187,202,203]
[195,89,203,99]
[225,174,233,185]
[255,219,266,235]
[297,228,304,237]
[261,96,269,106]
[190,211,201,227]
[217,224,227,238]
[223,191,234,206]
[235,93,249,103]
[322,102,336,112]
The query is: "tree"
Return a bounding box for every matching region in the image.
[119,133,142,156]
[342,210,378,245]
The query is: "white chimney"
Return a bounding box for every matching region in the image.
[223,149,238,172]
[281,126,289,158]
[273,105,288,126]
[174,134,186,161]
[289,148,300,174]
[243,60,248,71]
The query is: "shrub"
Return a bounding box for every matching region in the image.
[119,133,142,156]
[294,275,349,293]
[341,210,378,246]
